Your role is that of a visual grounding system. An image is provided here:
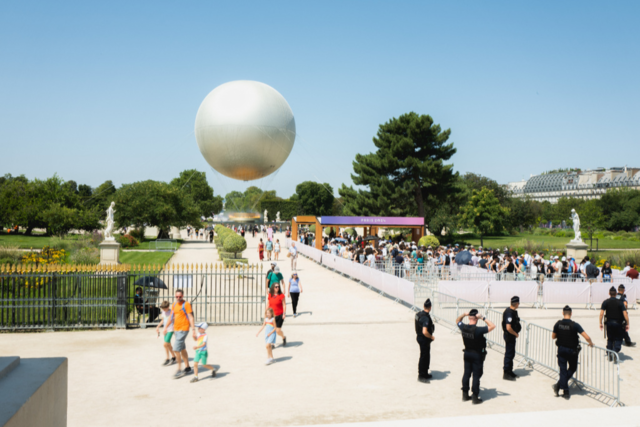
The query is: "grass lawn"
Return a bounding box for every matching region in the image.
[0,233,86,249]
[126,239,182,251]
[119,251,174,266]
[459,234,640,250]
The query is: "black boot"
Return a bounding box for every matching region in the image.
[509,370,518,378]
[552,383,559,397]
[472,394,483,405]
[503,372,516,381]
[563,390,570,400]
[462,391,471,402]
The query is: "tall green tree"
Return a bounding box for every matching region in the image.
[461,173,510,205]
[580,199,605,240]
[114,180,201,238]
[506,197,543,231]
[459,188,509,247]
[339,112,458,219]
[598,188,640,231]
[293,181,334,216]
[171,169,222,217]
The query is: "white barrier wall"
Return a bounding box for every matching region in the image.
[437,281,489,303]
[543,282,590,305]
[489,280,538,304]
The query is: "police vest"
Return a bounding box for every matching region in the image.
[415,311,434,336]
[604,297,623,322]
[461,324,486,352]
[502,308,521,334]
[555,319,579,349]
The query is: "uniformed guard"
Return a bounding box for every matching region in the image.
[502,296,521,381]
[617,285,636,347]
[456,309,495,404]
[415,298,435,383]
[599,286,630,362]
[552,305,594,399]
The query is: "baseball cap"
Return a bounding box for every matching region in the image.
[196,322,208,330]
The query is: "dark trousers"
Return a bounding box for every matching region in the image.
[417,336,431,377]
[290,292,300,314]
[462,350,484,395]
[606,321,623,353]
[623,328,632,344]
[557,346,578,391]
[503,334,516,372]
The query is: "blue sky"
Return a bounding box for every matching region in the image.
[1,1,638,199]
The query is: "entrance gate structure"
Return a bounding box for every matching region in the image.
[314,216,425,249]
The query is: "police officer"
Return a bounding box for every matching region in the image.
[456,309,495,404]
[415,298,435,383]
[552,305,593,399]
[599,286,630,362]
[502,296,521,381]
[617,285,636,347]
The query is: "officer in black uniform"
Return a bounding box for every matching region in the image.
[552,305,593,399]
[456,308,495,404]
[502,296,521,381]
[618,285,636,347]
[415,298,435,383]
[599,286,630,362]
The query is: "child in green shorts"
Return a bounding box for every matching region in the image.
[191,322,216,383]
[156,301,176,366]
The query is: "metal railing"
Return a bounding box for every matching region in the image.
[0,263,265,330]
[154,239,178,251]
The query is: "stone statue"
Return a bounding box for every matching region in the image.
[571,209,582,242]
[104,202,116,241]
[264,209,268,223]
[276,211,281,222]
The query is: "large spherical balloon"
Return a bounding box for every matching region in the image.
[195,81,296,181]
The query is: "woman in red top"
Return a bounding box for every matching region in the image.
[268,283,287,346]
[258,238,265,261]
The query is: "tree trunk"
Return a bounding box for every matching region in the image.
[24,226,33,236]
[480,234,484,248]
[415,183,425,218]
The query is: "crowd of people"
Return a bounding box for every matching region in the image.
[295,231,639,283]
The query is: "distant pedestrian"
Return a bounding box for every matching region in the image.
[269,266,284,291]
[256,307,277,365]
[289,242,298,271]
[155,301,176,366]
[209,229,214,243]
[190,322,216,383]
[258,238,265,261]
[268,282,287,347]
[288,272,303,317]
[274,239,281,261]
[266,239,273,261]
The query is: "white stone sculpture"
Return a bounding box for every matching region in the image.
[571,209,582,242]
[276,211,281,222]
[264,209,268,223]
[104,202,116,241]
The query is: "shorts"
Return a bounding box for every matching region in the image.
[194,350,208,365]
[163,331,174,343]
[172,330,189,352]
[275,315,284,328]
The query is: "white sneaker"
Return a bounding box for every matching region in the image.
[266,359,273,365]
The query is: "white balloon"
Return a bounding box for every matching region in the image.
[195,80,296,181]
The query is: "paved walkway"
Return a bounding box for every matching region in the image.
[1,230,639,426]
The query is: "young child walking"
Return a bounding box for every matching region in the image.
[155,301,176,366]
[191,322,216,383]
[256,308,276,365]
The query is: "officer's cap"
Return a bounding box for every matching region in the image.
[618,284,625,290]
[424,299,432,308]
[511,296,520,304]
[563,305,572,312]
[469,309,479,317]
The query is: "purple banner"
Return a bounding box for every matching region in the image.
[319,216,424,226]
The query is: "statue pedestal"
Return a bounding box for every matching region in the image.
[566,240,588,261]
[99,240,121,265]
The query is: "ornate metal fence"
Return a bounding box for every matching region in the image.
[0,263,265,330]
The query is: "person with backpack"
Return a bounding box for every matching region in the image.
[164,289,195,379]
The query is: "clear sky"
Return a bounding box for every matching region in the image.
[1,1,638,200]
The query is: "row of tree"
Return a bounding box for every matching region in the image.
[0,170,222,237]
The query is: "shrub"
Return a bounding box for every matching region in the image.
[0,245,22,266]
[49,236,72,251]
[344,228,357,238]
[223,234,247,257]
[418,235,440,248]
[116,234,139,248]
[129,228,145,241]
[565,230,575,238]
[71,247,100,264]
[602,231,615,237]
[309,224,316,233]
[219,251,242,260]
[607,251,640,270]
[553,230,566,238]
[222,258,248,267]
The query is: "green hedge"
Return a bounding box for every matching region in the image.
[418,235,440,248]
[259,200,300,221]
